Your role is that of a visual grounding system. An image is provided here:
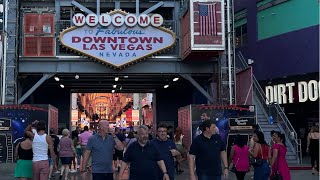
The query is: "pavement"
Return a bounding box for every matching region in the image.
[1,162,319,180]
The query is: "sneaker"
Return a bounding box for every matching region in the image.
[77,165,80,169]
[70,169,77,173]
[55,170,61,174]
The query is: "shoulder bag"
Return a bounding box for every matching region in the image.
[250,144,263,167]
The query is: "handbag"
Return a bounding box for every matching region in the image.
[271,146,283,180]
[250,144,264,167]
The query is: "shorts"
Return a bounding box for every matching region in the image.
[60,157,73,165]
[113,149,123,160]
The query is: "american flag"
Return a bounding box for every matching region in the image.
[198,3,217,36]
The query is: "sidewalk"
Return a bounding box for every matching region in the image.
[1,162,319,180]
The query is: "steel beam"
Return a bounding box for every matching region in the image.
[18,74,54,104]
[19,58,216,74]
[141,2,164,15]
[97,0,100,15]
[180,74,214,103]
[115,0,120,9]
[71,0,95,14]
[135,0,139,15]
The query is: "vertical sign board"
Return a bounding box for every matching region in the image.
[0,118,10,163]
[48,105,58,134]
[0,134,7,163]
[236,67,253,105]
[178,106,192,150]
[190,0,225,50]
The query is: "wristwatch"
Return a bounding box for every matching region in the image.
[224,167,228,170]
[163,172,168,174]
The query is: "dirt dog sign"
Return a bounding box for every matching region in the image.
[60,10,176,68]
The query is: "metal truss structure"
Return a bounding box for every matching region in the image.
[0,0,18,104]
[219,0,235,105]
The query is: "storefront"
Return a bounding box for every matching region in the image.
[261,72,319,155]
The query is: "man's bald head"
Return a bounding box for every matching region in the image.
[98,120,109,135]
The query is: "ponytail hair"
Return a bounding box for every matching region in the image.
[280,133,286,147]
[274,131,286,147]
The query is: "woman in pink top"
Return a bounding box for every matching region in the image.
[59,129,76,180]
[229,135,250,180]
[270,131,291,180]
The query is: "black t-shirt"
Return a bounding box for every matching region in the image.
[50,134,60,155]
[71,130,79,140]
[123,141,162,180]
[189,134,226,176]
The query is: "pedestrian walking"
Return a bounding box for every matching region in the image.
[174,127,186,174]
[118,125,170,180]
[307,125,319,175]
[73,127,82,170]
[48,128,60,179]
[249,130,270,180]
[79,126,92,170]
[188,120,228,180]
[228,135,250,180]
[151,124,180,180]
[58,129,76,180]
[113,127,126,172]
[124,131,137,149]
[81,120,124,180]
[14,133,33,180]
[269,131,291,180]
[25,120,55,180]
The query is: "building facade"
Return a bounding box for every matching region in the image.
[234,0,319,156]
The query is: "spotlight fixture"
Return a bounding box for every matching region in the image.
[173,77,179,82]
[115,77,119,81]
[54,76,60,81]
[113,85,117,88]
[119,86,123,90]
[75,74,79,79]
[112,89,115,93]
[60,84,65,88]
[164,84,169,88]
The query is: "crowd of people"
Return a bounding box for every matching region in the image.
[13,119,318,180]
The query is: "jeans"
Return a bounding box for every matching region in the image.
[197,173,221,180]
[253,160,270,180]
[76,147,82,166]
[92,173,113,180]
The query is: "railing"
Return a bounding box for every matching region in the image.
[55,20,180,56]
[236,51,302,164]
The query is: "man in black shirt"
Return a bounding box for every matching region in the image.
[188,120,228,180]
[118,125,170,180]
